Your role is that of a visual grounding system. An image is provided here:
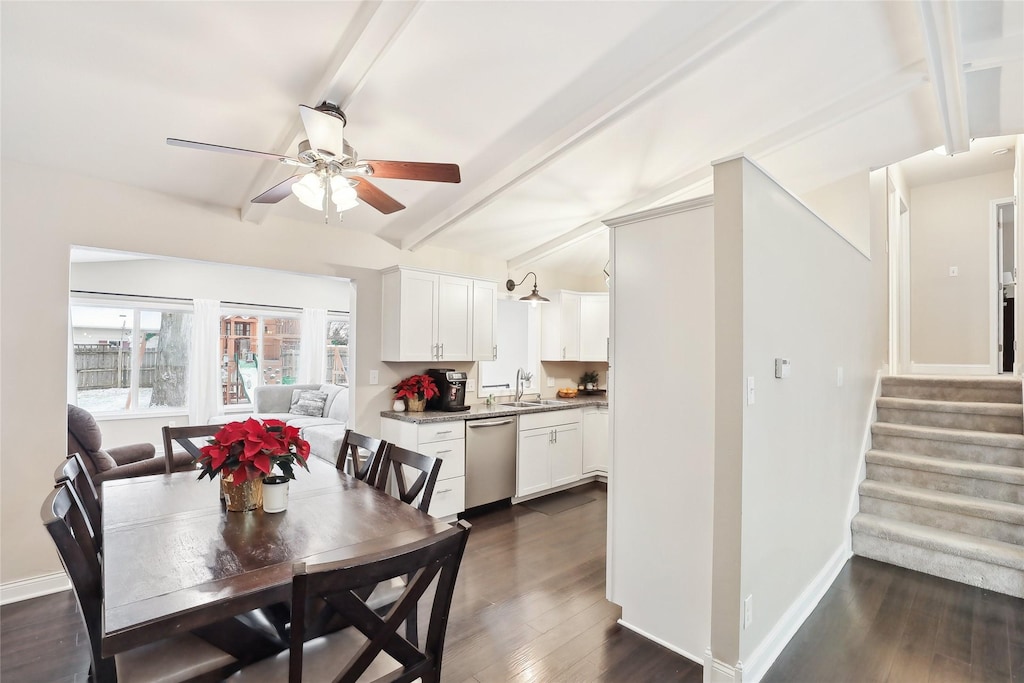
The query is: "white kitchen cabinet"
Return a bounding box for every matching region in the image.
[516,409,583,497]
[582,405,609,474]
[579,294,610,361]
[380,417,466,519]
[382,267,492,362]
[541,290,608,361]
[472,279,498,361]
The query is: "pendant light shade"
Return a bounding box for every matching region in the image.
[292,173,324,210]
[505,272,549,303]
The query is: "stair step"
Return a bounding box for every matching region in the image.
[876,397,1023,434]
[852,514,1024,598]
[858,480,1024,544]
[871,422,1024,466]
[866,450,1024,504]
[881,375,1022,404]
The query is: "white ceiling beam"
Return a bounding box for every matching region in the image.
[916,0,970,154]
[398,1,788,252]
[240,0,422,223]
[509,64,930,270]
[962,34,1024,73]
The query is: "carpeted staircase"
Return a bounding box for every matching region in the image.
[851,375,1024,598]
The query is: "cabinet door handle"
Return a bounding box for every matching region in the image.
[562,346,566,360]
[554,428,558,444]
[435,449,453,455]
[435,429,453,435]
[440,342,444,359]
[436,488,453,494]
[493,344,497,360]
[431,343,437,360]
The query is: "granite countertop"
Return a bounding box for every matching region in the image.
[381,395,608,424]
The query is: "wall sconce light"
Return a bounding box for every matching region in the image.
[505,272,550,305]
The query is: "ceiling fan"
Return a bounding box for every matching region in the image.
[167,102,461,216]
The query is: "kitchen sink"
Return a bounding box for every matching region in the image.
[498,401,542,407]
[535,399,567,405]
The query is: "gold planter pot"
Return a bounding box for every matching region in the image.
[406,396,427,412]
[221,472,264,512]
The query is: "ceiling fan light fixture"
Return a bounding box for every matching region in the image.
[292,172,324,210]
[330,176,359,211]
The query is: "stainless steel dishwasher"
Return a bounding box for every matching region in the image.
[465,415,518,508]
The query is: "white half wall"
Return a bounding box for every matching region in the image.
[606,198,716,663]
[709,156,886,679]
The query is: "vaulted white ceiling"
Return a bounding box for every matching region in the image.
[3,1,1022,278]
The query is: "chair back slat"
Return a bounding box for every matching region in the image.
[378,445,442,514]
[161,424,221,473]
[288,520,471,683]
[336,429,388,485]
[41,484,113,681]
[55,453,102,547]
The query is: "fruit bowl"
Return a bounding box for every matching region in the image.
[556,387,578,398]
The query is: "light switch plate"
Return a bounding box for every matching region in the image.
[949,266,959,277]
[547,377,555,387]
[369,370,379,385]
[466,378,476,392]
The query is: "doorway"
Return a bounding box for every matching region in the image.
[995,198,1016,373]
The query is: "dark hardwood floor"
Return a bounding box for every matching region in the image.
[2,485,1021,682]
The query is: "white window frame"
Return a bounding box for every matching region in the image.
[219,306,302,412]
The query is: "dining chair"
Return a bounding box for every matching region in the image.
[41,483,240,683]
[336,429,388,485]
[55,453,103,549]
[227,520,472,683]
[376,444,443,513]
[161,424,221,474]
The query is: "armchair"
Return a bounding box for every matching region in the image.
[67,404,195,484]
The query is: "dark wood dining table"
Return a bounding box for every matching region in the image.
[101,456,451,657]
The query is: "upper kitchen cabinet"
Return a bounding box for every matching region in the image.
[472,279,498,361]
[541,290,609,362]
[381,267,497,363]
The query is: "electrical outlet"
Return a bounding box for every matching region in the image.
[466,378,476,392]
[746,377,755,405]
[369,370,379,385]
[547,377,555,388]
[744,595,753,628]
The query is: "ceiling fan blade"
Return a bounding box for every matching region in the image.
[299,105,345,156]
[363,160,461,183]
[251,174,306,204]
[354,178,405,214]
[166,138,303,165]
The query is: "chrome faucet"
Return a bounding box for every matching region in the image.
[515,368,525,402]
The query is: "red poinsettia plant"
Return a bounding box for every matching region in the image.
[198,418,310,485]
[392,373,440,401]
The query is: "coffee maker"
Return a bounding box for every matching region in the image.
[425,369,470,412]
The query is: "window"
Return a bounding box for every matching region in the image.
[479,300,539,395]
[71,301,192,414]
[325,316,350,385]
[220,312,301,406]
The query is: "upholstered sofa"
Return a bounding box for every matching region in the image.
[211,383,349,464]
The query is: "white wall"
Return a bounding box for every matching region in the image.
[606,200,715,662]
[0,159,603,587]
[71,257,352,311]
[801,171,871,257]
[909,169,1013,368]
[709,157,886,679]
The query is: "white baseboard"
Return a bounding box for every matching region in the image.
[846,368,882,548]
[703,648,744,683]
[740,543,850,683]
[616,619,704,665]
[511,476,601,504]
[0,571,70,605]
[909,362,994,376]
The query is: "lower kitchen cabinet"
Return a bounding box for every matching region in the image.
[516,409,583,497]
[380,417,466,519]
[582,405,609,474]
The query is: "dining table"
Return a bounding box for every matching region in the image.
[100,455,451,658]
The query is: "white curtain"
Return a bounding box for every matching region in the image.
[299,308,328,385]
[189,299,221,425]
[68,307,78,405]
